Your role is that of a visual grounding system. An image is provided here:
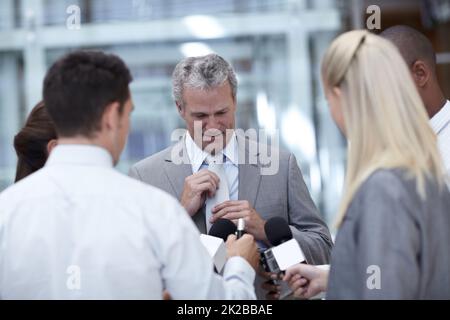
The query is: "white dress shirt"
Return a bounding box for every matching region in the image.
[0,145,255,299]
[185,132,239,201]
[430,100,450,176]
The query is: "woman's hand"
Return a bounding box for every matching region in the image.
[283,264,329,299]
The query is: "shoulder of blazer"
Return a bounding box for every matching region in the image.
[131,143,177,172]
[235,132,291,166]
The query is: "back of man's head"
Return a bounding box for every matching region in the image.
[43,50,132,138]
[380,25,436,71]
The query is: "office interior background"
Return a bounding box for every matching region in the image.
[0,0,449,228]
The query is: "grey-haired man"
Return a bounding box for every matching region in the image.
[129,53,333,299]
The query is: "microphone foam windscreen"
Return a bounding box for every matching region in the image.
[264,217,292,246]
[208,218,237,242]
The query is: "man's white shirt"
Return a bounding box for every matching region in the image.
[430,100,450,179]
[0,145,255,299]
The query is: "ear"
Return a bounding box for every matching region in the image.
[176,101,182,112]
[102,101,121,131]
[230,96,237,112]
[46,139,58,155]
[176,101,185,117]
[411,60,430,88]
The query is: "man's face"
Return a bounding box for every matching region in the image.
[179,81,236,153]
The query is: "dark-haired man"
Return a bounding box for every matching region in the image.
[381,25,450,175]
[0,50,259,299]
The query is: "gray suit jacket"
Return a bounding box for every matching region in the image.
[129,133,333,298]
[327,168,450,299]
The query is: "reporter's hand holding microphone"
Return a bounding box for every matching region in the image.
[226,218,259,271]
[203,218,259,272]
[260,217,309,300]
[217,215,310,300]
[283,264,329,299]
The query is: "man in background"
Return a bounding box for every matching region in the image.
[381,25,450,175]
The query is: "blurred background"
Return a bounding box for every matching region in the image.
[0,0,449,228]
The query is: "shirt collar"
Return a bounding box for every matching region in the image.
[45,144,114,168]
[185,131,239,173]
[430,100,450,134]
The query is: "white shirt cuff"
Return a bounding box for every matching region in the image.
[223,256,256,285]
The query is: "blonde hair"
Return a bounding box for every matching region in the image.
[321,30,445,227]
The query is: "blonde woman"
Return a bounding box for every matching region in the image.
[283,30,450,299]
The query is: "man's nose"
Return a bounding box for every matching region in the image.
[204,115,220,131]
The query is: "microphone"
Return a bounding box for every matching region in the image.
[236,218,245,239]
[200,219,237,273]
[260,217,306,299]
[209,218,237,241]
[262,217,306,273]
[265,216,293,246]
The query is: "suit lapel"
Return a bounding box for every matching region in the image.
[237,133,262,207]
[163,138,192,200]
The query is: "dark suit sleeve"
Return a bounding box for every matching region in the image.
[287,153,333,265]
